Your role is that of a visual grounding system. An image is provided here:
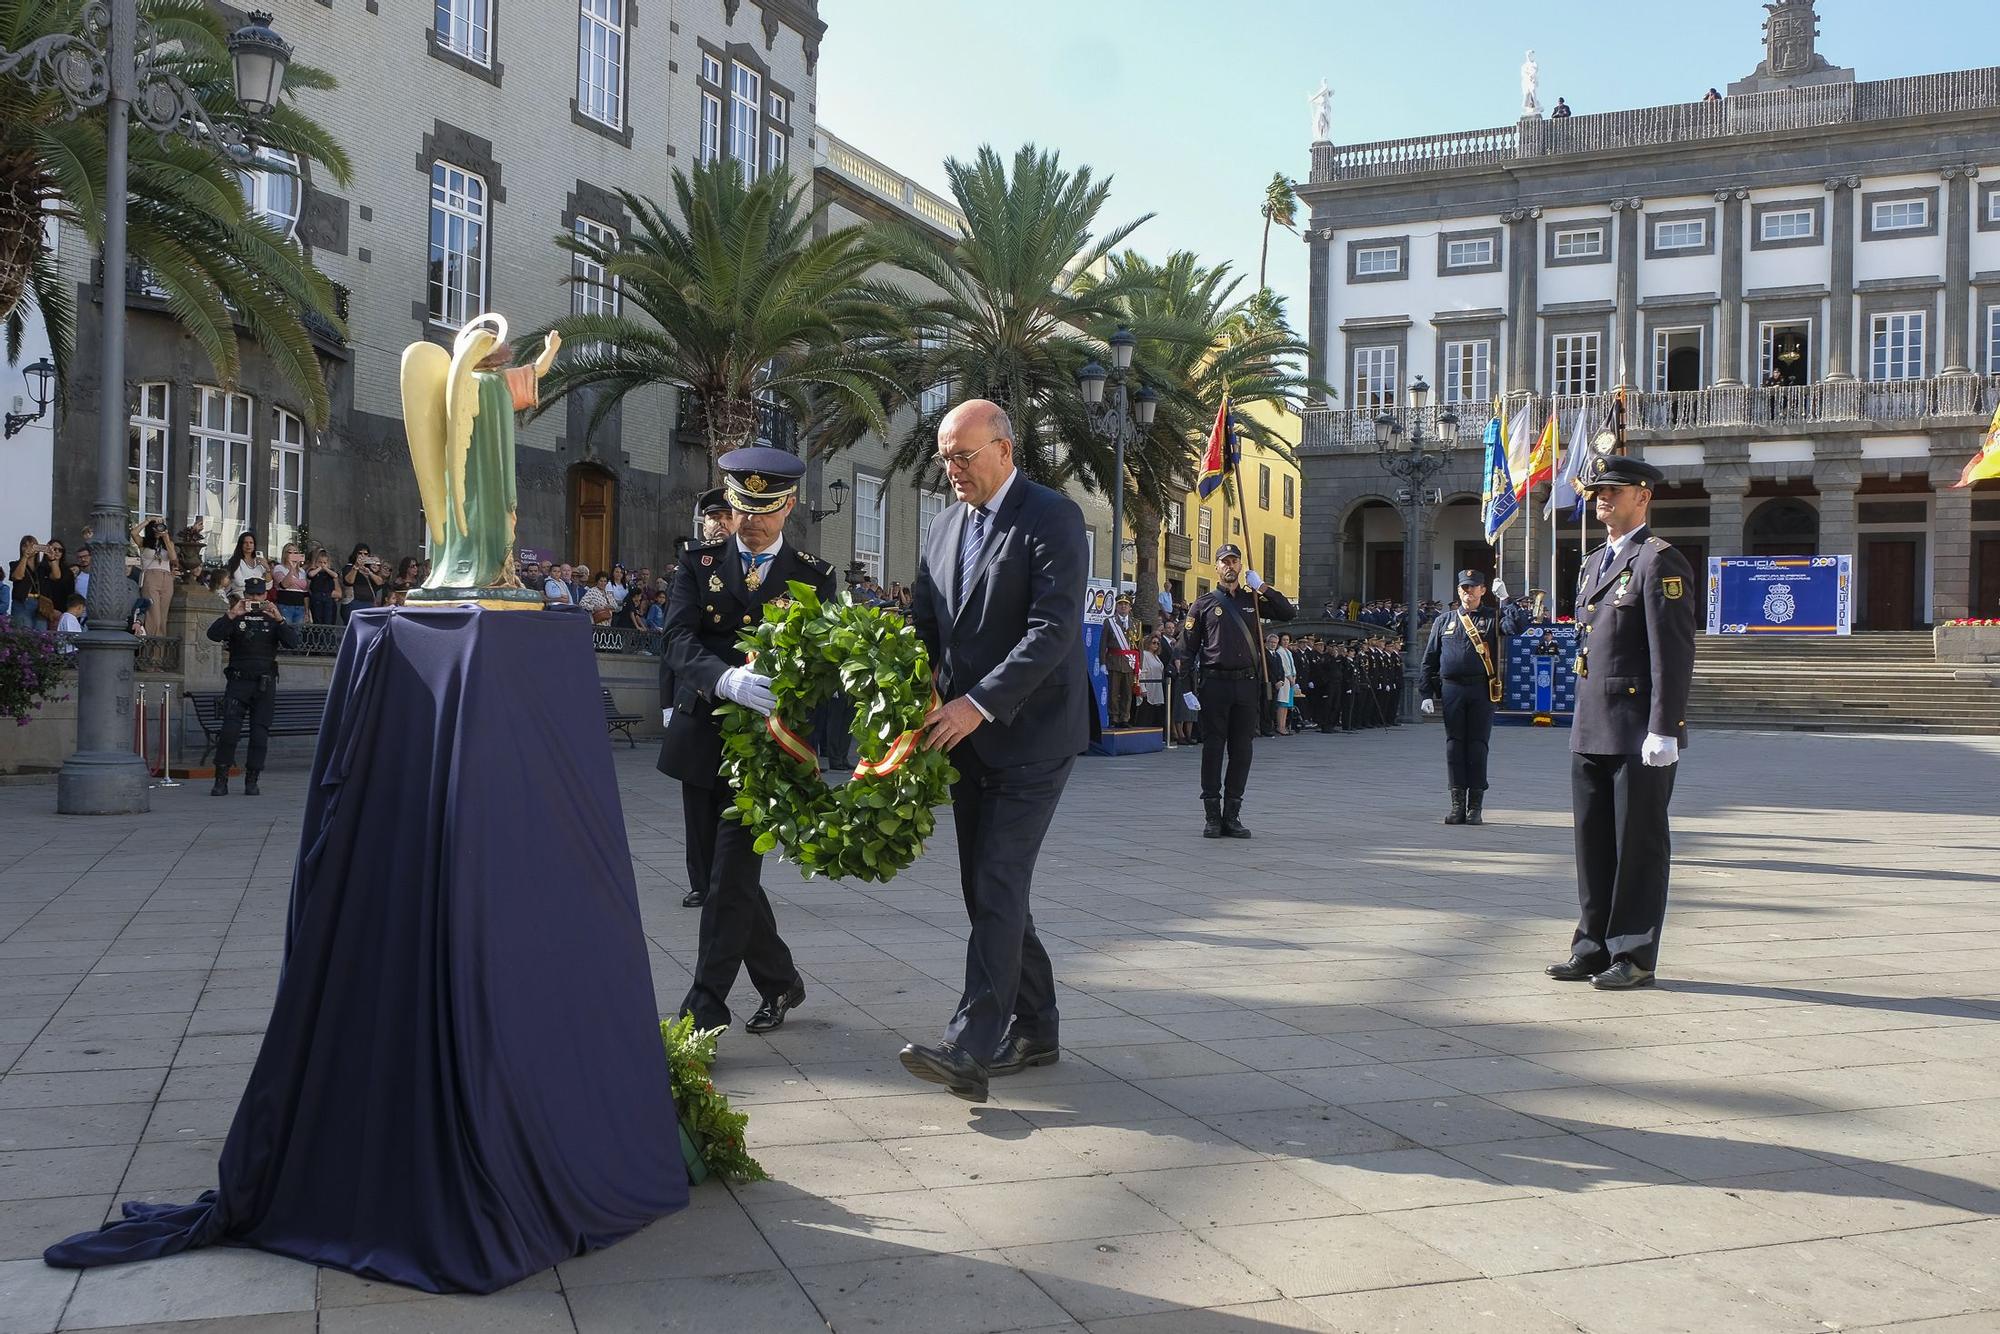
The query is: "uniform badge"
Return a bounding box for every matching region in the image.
[1210,606,1222,618]
[707,574,722,592]
[1663,576,1684,600]
[701,555,713,567]
[1185,616,1195,631]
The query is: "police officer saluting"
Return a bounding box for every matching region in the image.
[206,579,302,796]
[1421,570,1529,826]
[1546,454,1697,990]
[1184,543,1294,838]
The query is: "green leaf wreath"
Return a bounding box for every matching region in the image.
[718,583,957,882]
[661,1015,764,1183]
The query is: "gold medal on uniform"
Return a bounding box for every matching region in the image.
[707,574,722,592]
[745,564,764,591]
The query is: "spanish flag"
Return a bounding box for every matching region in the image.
[1197,393,1237,499]
[1514,411,1557,503]
[1951,399,2000,488]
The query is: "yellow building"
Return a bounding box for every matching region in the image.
[1147,399,1304,611]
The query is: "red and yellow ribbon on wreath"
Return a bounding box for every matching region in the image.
[760,687,939,776]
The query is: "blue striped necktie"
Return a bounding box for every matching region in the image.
[956,507,988,608]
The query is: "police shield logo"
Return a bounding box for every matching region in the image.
[1763,583,1797,625]
[1662,576,1684,600]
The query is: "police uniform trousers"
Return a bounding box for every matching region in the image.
[214,671,278,773]
[1570,752,1677,972]
[678,781,795,1027]
[1198,671,1259,801]
[1441,679,1497,792]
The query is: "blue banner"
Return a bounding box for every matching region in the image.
[1499,623,1576,725]
[1083,578,1115,727]
[1706,556,1853,636]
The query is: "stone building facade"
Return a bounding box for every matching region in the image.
[38,0,825,576]
[1296,3,2000,627]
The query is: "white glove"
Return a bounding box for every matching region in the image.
[717,666,776,716]
[1419,697,1436,716]
[661,707,674,726]
[1640,733,1679,767]
[1245,569,1265,590]
[1492,579,1510,601]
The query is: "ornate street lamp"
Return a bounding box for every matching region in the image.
[1076,328,1156,590]
[3,357,56,438]
[1371,377,1460,720]
[809,476,848,523]
[0,2,295,813]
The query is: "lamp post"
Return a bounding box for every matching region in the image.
[1372,376,1459,722]
[1,5,292,813]
[4,357,56,438]
[808,476,848,524]
[1076,326,1157,591]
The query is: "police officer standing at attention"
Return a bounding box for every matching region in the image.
[1184,543,1294,838]
[1421,570,1530,826]
[206,579,301,795]
[661,486,738,908]
[1546,454,1697,991]
[660,448,836,1031]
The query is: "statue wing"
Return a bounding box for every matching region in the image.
[399,341,452,547]
[445,318,505,538]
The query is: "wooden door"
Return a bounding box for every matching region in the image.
[1369,545,1404,602]
[1978,539,2000,620]
[571,469,615,577]
[1863,539,1916,630]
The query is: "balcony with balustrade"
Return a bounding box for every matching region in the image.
[816,128,965,236]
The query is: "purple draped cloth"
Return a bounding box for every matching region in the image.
[47,606,686,1293]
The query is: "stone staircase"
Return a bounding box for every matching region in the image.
[1688,632,2000,736]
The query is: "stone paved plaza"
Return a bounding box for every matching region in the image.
[3,724,2000,1333]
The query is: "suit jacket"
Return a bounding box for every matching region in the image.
[912,474,1089,769]
[1570,525,1697,755]
[656,538,836,788]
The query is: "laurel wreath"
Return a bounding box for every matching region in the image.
[718,583,957,882]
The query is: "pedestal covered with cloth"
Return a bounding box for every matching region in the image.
[45,606,686,1293]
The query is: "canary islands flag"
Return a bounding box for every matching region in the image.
[1481,403,1519,543]
[1951,398,2000,488]
[1198,394,1237,499]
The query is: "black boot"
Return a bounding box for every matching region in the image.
[1465,790,1484,826]
[1220,800,1252,839]
[1444,789,1466,825]
[1203,798,1224,839]
[210,774,229,797]
[243,771,260,797]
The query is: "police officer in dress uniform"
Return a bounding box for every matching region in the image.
[1184,543,1294,838]
[1545,455,1697,991]
[659,448,837,1032]
[206,580,302,796]
[661,486,737,908]
[1421,570,1531,826]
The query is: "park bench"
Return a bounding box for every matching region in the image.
[188,689,330,767]
[602,687,641,748]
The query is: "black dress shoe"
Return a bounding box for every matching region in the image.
[989,1033,1059,1076]
[898,1042,988,1103]
[680,888,705,908]
[1591,961,1657,990]
[1545,955,1603,981]
[745,979,805,1033]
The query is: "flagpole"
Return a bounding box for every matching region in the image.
[1229,455,1271,696]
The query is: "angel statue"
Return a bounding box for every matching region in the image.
[1308,79,1333,141]
[398,314,559,607]
[1521,49,1541,117]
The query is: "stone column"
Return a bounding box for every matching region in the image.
[1610,197,1643,387]
[1503,208,1541,393]
[1815,449,1862,558]
[1941,166,1977,376]
[1824,176,1859,381]
[1930,444,1975,621]
[1706,448,1751,558]
[1307,226,1332,400]
[1714,187,1748,386]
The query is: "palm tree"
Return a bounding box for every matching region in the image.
[1257,173,1298,294]
[528,160,903,481]
[1068,251,1318,620]
[2,0,352,423]
[850,144,1154,486]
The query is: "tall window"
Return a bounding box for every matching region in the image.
[1197,506,1213,563]
[1258,464,1271,510]
[917,489,946,555]
[238,147,300,239]
[765,92,787,175]
[189,387,252,557]
[1869,312,1925,381]
[1441,339,1491,405]
[852,472,884,579]
[917,328,949,417]
[1652,327,1704,391]
[699,93,722,165]
[1352,345,1398,411]
[269,408,305,554]
[1283,474,1295,519]
[427,162,487,328]
[729,63,761,179]
[128,383,169,524]
[1986,306,2000,376]
[1166,499,1185,535]
[1263,534,1277,583]
[572,216,619,325]
[434,0,491,65]
[1552,333,1601,397]
[577,0,625,129]
[765,129,786,175]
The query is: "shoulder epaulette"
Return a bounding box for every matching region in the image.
[1646,536,1668,549]
[795,549,831,571]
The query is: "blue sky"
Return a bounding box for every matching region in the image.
[816,0,1982,327]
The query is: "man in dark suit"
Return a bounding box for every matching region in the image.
[900,399,1089,1103]
[660,449,836,1032]
[661,487,737,909]
[1547,454,1697,991]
